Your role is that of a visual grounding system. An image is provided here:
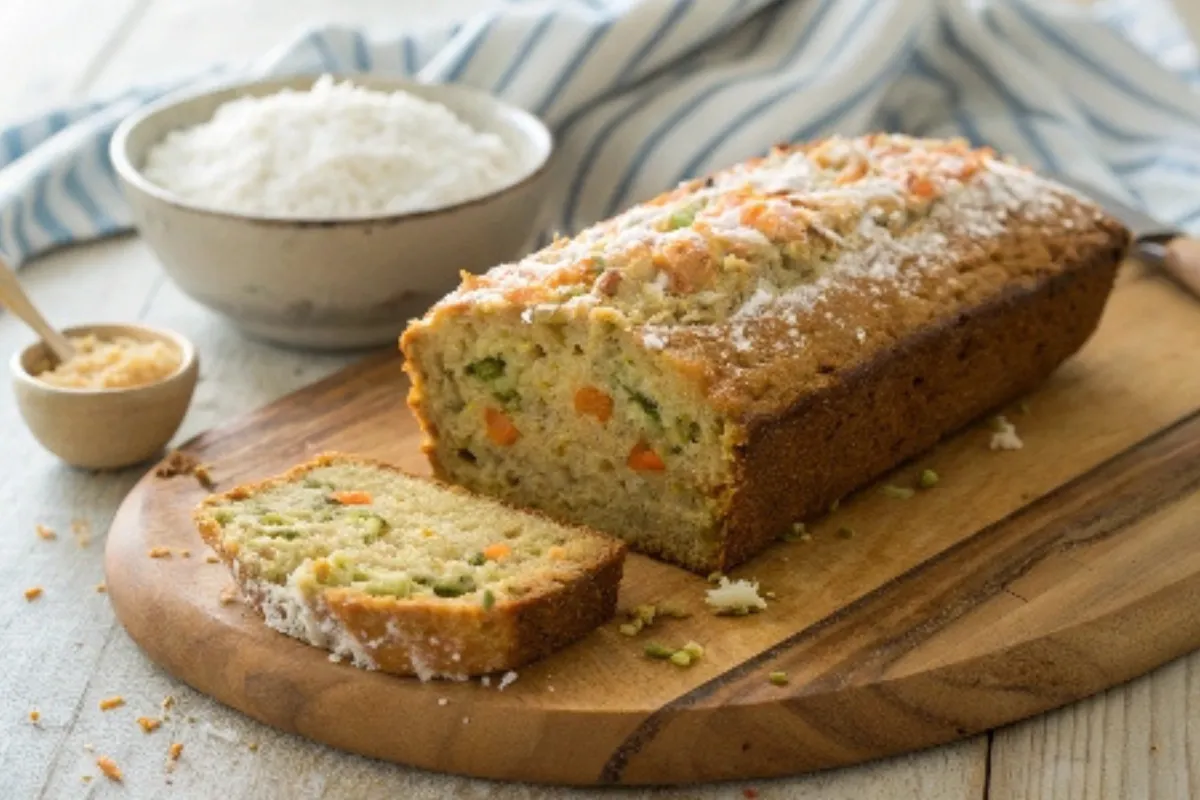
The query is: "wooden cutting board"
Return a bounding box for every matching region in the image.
[105,263,1200,786]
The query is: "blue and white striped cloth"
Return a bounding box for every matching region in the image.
[2,0,1199,268]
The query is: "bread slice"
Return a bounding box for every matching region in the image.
[400,134,1129,574]
[193,453,627,680]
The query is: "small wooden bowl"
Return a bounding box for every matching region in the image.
[10,324,199,470]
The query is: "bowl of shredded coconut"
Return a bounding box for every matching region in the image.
[111,74,552,349]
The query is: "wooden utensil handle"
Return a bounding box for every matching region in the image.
[1164,236,1200,300]
[0,259,76,363]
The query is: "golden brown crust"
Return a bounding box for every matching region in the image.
[716,230,1128,570]
[193,453,627,677]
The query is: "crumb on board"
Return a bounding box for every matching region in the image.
[99,696,125,711]
[28,709,40,724]
[247,742,259,752]
[155,451,217,490]
[437,698,448,706]
[138,716,162,733]
[148,546,172,559]
[205,554,221,564]
[219,586,238,606]
[24,587,43,602]
[95,583,107,594]
[35,524,56,540]
[81,775,92,783]
[168,742,184,761]
[989,415,1024,450]
[96,756,122,782]
[705,577,767,616]
[162,695,177,711]
[180,549,191,558]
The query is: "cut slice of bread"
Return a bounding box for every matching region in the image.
[194,453,627,680]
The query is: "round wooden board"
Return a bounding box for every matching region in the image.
[106,272,1200,786]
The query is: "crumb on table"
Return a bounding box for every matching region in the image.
[24,587,43,602]
[71,519,92,547]
[95,583,107,594]
[28,709,40,723]
[137,716,162,733]
[96,756,122,782]
[99,696,125,711]
[219,586,239,606]
[168,742,184,762]
[148,546,172,559]
[35,524,56,540]
[205,554,221,564]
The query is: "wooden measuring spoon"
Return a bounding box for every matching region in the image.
[0,256,76,365]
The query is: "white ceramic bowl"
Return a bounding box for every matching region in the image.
[11,324,199,470]
[110,75,553,350]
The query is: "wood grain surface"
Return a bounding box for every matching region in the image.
[104,265,1200,786]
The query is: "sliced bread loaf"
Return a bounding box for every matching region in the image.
[194,453,627,680]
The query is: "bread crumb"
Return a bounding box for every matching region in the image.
[81,775,92,783]
[437,698,448,706]
[180,549,191,558]
[95,583,107,594]
[148,546,172,559]
[99,696,125,711]
[205,554,221,564]
[137,716,162,733]
[219,586,238,605]
[247,742,259,752]
[462,716,470,725]
[24,587,43,602]
[169,742,184,760]
[156,451,216,489]
[193,464,216,490]
[498,670,518,691]
[989,415,1024,450]
[35,524,56,540]
[96,755,122,782]
[161,695,177,711]
[71,519,92,547]
[705,577,767,615]
[28,709,40,724]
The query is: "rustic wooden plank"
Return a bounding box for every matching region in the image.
[989,655,1200,800]
[88,0,501,97]
[0,0,141,123]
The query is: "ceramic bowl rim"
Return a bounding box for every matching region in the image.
[11,323,199,398]
[109,73,555,228]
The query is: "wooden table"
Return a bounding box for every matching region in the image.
[3,1,1198,797]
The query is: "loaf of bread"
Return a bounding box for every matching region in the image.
[401,134,1129,574]
[194,453,626,679]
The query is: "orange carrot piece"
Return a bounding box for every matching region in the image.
[483,543,512,561]
[908,176,937,198]
[627,441,666,472]
[574,386,614,423]
[330,490,372,505]
[485,408,520,446]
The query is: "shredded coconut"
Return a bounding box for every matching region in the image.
[143,75,524,217]
[705,577,768,615]
[989,415,1024,450]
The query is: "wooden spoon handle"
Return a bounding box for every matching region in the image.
[1164,236,1200,300]
[0,258,76,363]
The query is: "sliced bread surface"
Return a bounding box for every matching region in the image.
[194,453,627,680]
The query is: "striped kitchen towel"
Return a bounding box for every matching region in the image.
[1,0,1199,268]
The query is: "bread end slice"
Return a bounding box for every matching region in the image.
[194,453,626,680]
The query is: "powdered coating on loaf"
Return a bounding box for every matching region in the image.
[425,135,1115,418]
